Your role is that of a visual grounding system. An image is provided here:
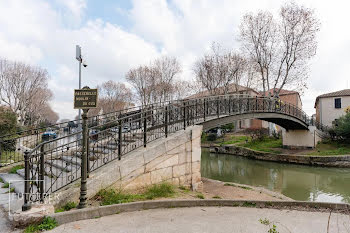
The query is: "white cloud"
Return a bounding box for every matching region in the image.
[0,0,349,119]
[58,0,87,24]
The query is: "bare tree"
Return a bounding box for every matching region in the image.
[193,43,247,95]
[153,56,181,102]
[25,88,54,125]
[95,80,133,115]
[0,59,51,125]
[126,66,158,107]
[239,2,320,96]
[239,11,277,95]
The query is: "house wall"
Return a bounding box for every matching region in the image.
[319,96,350,126]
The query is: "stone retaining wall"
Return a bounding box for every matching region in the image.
[52,125,203,207]
[210,145,350,168]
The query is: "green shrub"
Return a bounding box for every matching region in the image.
[334,112,350,140]
[24,217,57,233]
[221,123,235,132]
[196,193,205,199]
[55,202,77,213]
[9,165,24,174]
[206,133,217,141]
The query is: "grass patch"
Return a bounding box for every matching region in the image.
[7,187,15,193]
[196,193,205,199]
[212,195,222,199]
[0,177,3,183]
[240,137,282,153]
[144,183,175,199]
[220,135,250,145]
[242,201,256,207]
[96,183,175,206]
[2,182,9,188]
[9,165,24,174]
[24,217,57,233]
[0,151,24,164]
[224,183,252,190]
[259,218,270,225]
[308,140,350,156]
[179,185,190,193]
[55,202,77,213]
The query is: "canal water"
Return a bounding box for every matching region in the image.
[201,149,350,204]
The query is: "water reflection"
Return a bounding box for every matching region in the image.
[201,149,350,203]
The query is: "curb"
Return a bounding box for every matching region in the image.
[49,199,350,225]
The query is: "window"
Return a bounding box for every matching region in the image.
[335,98,341,109]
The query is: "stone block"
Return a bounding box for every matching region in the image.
[145,153,174,172]
[143,142,166,164]
[192,161,201,173]
[153,155,178,170]
[165,133,188,152]
[191,125,203,141]
[150,167,172,184]
[178,175,190,186]
[178,152,188,164]
[192,145,201,162]
[173,164,187,178]
[11,204,54,227]
[123,173,151,190]
[171,177,180,186]
[167,145,186,155]
[122,166,145,183]
[192,171,201,184]
[119,153,145,178]
[185,141,192,152]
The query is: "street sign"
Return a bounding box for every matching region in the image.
[74,88,98,109]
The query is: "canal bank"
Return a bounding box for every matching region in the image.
[207,144,350,167]
[201,148,350,204]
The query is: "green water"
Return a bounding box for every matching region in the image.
[201,149,350,203]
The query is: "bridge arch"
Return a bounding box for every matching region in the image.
[201,112,309,131]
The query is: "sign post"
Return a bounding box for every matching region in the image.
[74,86,97,209]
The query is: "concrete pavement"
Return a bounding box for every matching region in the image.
[49,206,350,233]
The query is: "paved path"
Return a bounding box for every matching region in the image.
[0,180,13,233]
[49,207,350,233]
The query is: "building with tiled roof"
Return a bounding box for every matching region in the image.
[262,89,302,108]
[314,89,350,127]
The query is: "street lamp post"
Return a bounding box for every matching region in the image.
[76,45,87,142]
[76,45,82,121]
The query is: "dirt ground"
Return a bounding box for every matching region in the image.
[199,178,291,201]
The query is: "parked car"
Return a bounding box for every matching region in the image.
[89,129,99,141]
[42,128,57,141]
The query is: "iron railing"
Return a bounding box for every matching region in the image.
[19,95,327,205]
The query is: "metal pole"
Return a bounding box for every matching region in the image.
[143,115,147,147]
[40,145,45,203]
[78,60,82,121]
[165,106,168,138]
[183,102,186,130]
[22,151,31,211]
[118,118,122,160]
[78,109,88,209]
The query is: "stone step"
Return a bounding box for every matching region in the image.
[2,197,23,213]
[0,173,26,194]
[96,144,117,150]
[60,156,82,166]
[45,159,77,173]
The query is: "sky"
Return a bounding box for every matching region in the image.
[0,0,349,120]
